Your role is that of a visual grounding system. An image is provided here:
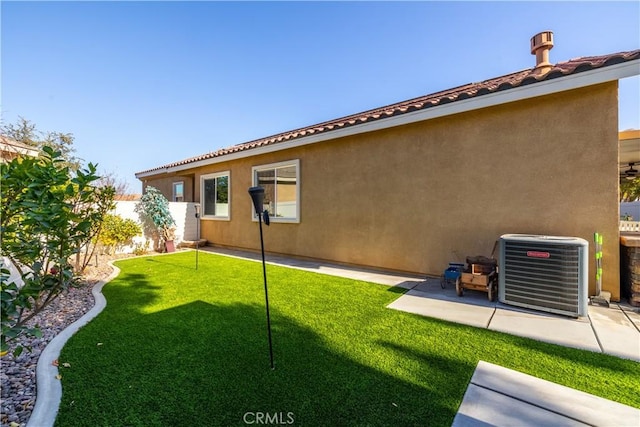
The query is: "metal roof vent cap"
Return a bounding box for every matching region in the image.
[531,31,554,75]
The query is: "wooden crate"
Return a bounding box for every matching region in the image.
[457,271,498,301]
[461,272,491,286]
[471,263,494,275]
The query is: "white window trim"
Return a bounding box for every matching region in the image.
[172,181,184,202]
[200,171,231,221]
[251,159,300,223]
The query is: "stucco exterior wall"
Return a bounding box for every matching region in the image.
[141,174,195,202]
[142,83,621,299]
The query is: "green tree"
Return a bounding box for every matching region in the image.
[136,186,176,252]
[620,177,640,202]
[1,116,82,171]
[0,147,111,355]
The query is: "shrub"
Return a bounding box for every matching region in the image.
[97,214,142,254]
[132,241,150,256]
[136,186,176,252]
[1,147,111,355]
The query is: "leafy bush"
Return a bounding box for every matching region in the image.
[0,146,112,355]
[97,214,142,254]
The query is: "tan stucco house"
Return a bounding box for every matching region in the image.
[136,32,640,301]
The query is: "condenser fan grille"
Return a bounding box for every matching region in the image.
[499,234,588,317]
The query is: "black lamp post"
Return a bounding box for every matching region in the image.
[248,186,274,370]
[194,204,200,270]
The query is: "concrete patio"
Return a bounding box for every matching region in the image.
[388,277,640,362]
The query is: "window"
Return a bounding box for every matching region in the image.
[172,181,184,202]
[200,172,230,219]
[252,160,299,222]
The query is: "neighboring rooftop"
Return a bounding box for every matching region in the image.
[136,41,640,177]
[114,194,142,201]
[0,135,39,161]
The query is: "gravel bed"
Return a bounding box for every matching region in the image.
[1,255,125,427]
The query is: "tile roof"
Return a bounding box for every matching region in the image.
[138,49,640,176]
[0,134,37,151]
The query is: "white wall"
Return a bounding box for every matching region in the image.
[0,202,200,288]
[112,201,200,253]
[1,256,23,287]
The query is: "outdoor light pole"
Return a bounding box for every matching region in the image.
[248,186,274,370]
[194,204,200,270]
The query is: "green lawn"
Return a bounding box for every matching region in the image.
[56,251,640,426]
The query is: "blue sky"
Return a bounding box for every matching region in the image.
[2,1,639,192]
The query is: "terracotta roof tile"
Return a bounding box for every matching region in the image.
[0,135,36,151]
[137,49,639,175]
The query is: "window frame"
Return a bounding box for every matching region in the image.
[251,159,300,223]
[172,181,184,202]
[200,171,231,221]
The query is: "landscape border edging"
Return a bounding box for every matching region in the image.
[27,262,120,427]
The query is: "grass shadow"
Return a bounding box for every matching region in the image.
[57,299,458,426]
[101,272,162,312]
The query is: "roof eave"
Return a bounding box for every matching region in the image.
[135,58,640,180]
[0,143,39,157]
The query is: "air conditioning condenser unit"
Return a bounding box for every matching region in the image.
[499,234,588,317]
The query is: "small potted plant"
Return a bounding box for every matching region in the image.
[136,186,177,253]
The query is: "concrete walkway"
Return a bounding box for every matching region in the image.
[205,246,640,361]
[452,361,640,427]
[202,246,424,288]
[388,278,640,362]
